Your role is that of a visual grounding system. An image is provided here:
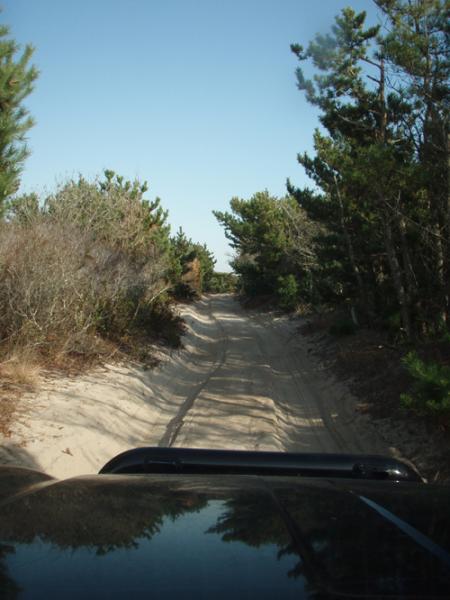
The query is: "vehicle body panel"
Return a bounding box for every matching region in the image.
[1,467,450,598]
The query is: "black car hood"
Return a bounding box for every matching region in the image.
[0,467,450,599]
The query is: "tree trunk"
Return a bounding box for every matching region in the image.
[397,211,416,311]
[383,215,412,338]
[334,175,373,320]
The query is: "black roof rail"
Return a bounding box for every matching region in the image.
[99,447,422,482]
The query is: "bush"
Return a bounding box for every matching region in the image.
[276,274,299,311]
[0,220,100,355]
[214,191,320,308]
[135,299,185,348]
[170,282,199,302]
[231,255,272,298]
[0,172,219,377]
[169,228,216,296]
[207,272,238,293]
[400,352,450,421]
[44,172,170,262]
[0,172,177,367]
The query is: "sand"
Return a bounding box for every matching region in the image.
[1,295,398,478]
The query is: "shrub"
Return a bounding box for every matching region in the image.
[170,282,199,301]
[400,352,450,421]
[44,172,170,262]
[169,228,216,296]
[135,299,185,348]
[0,220,100,355]
[231,255,272,297]
[0,171,219,379]
[276,274,299,311]
[207,272,238,293]
[0,172,177,368]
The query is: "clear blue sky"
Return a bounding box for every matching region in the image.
[4,0,378,271]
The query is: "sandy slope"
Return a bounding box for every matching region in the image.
[1,294,398,478]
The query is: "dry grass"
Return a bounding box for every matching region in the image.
[0,394,18,437]
[0,195,169,363]
[0,351,41,437]
[0,352,41,389]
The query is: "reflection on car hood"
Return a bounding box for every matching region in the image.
[0,467,450,599]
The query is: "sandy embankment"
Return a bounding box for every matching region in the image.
[0,300,223,478]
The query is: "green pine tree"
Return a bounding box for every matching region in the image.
[289,1,449,337]
[0,18,38,211]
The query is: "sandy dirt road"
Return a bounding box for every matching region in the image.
[166,294,385,454]
[1,294,395,477]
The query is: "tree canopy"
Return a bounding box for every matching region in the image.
[214,191,320,308]
[293,0,448,337]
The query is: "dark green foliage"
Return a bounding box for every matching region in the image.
[132,299,185,348]
[277,275,299,311]
[194,243,216,292]
[208,272,238,293]
[214,191,319,309]
[329,316,358,337]
[231,255,272,298]
[0,20,38,211]
[289,0,449,338]
[169,227,216,298]
[400,352,450,421]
